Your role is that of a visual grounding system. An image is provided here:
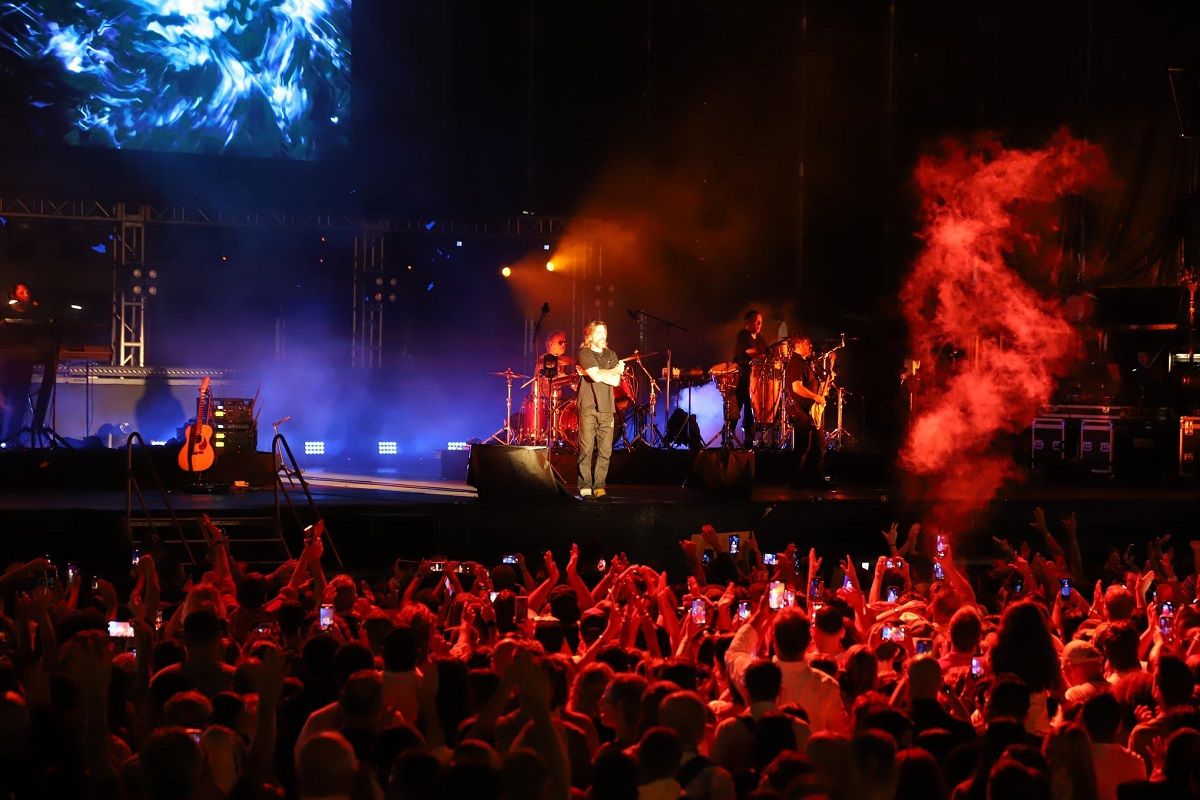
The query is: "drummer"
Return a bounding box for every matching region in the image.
[542,330,577,395]
[733,310,765,445]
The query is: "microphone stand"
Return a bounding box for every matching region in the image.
[629,355,664,447]
[628,309,688,447]
[530,303,550,445]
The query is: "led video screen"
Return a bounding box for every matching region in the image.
[0,0,351,160]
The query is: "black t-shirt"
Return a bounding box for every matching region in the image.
[733,329,762,366]
[784,354,818,416]
[577,346,618,412]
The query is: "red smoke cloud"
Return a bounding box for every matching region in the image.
[900,131,1107,527]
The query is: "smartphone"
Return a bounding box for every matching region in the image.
[1159,614,1173,636]
[91,577,100,591]
[971,656,984,678]
[155,608,164,630]
[886,558,897,569]
[842,575,853,591]
[762,553,777,566]
[444,577,455,597]
[489,591,499,603]
[809,577,824,598]
[737,601,751,620]
[514,596,529,623]
[916,638,933,655]
[886,586,900,604]
[319,604,334,631]
[702,550,713,566]
[892,624,907,642]
[303,523,315,540]
[66,563,78,583]
[254,624,272,636]
[596,559,607,572]
[728,534,740,555]
[690,598,707,625]
[455,564,468,574]
[431,561,445,573]
[936,534,948,559]
[768,581,785,610]
[1060,578,1071,599]
[1012,577,1024,595]
[131,548,140,567]
[107,620,134,638]
[185,728,202,744]
[881,624,894,641]
[811,600,824,613]
[502,554,519,565]
[785,590,795,607]
[1161,601,1176,617]
[932,561,945,581]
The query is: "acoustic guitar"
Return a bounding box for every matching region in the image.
[177,376,215,472]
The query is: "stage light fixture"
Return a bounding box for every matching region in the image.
[131,268,143,279]
[375,277,384,286]
[70,304,82,310]
[543,244,550,250]
[456,240,463,247]
[373,292,383,301]
[132,285,143,295]
[148,269,157,280]
[387,293,397,302]
[304,441,325,455]
[148,286,158,296]
[377,441,398,455]
[501,266,512,278]
[389,277,398,287]
[546,261,555,272]
[447,441,469,451]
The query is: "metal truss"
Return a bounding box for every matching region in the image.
[0,193,575,237]
[352,229,386,369]
[113,204,147,367]
[0,192,581,369]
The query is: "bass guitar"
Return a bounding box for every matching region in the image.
[177,376,215,472]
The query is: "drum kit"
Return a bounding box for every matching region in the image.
[488,351,661,450]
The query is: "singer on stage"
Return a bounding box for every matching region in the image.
[576,320,623,500]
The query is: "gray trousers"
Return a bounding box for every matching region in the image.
[577,408,615,491]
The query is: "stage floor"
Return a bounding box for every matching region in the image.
[0,445,1196,584]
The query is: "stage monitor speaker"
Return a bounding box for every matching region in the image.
[666,408,702,449]
[467,444,569,501]
[687,449,755,498]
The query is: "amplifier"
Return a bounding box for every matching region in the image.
[213,420,257,454]
[214,398,255,425]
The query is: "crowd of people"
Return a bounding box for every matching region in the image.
[0,507,1198,800]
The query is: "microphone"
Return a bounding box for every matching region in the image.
[541,302,550,314]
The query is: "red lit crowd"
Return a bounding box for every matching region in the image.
[0,509,1196,800]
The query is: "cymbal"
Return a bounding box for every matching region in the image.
[489,369,530,379]
[620,351,658,361]
[709,361,739,374]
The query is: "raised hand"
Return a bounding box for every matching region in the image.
[881,522,900,549]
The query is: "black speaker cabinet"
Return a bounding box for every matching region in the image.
[467,444,569,501]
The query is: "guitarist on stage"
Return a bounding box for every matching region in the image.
[784,334,829,487]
